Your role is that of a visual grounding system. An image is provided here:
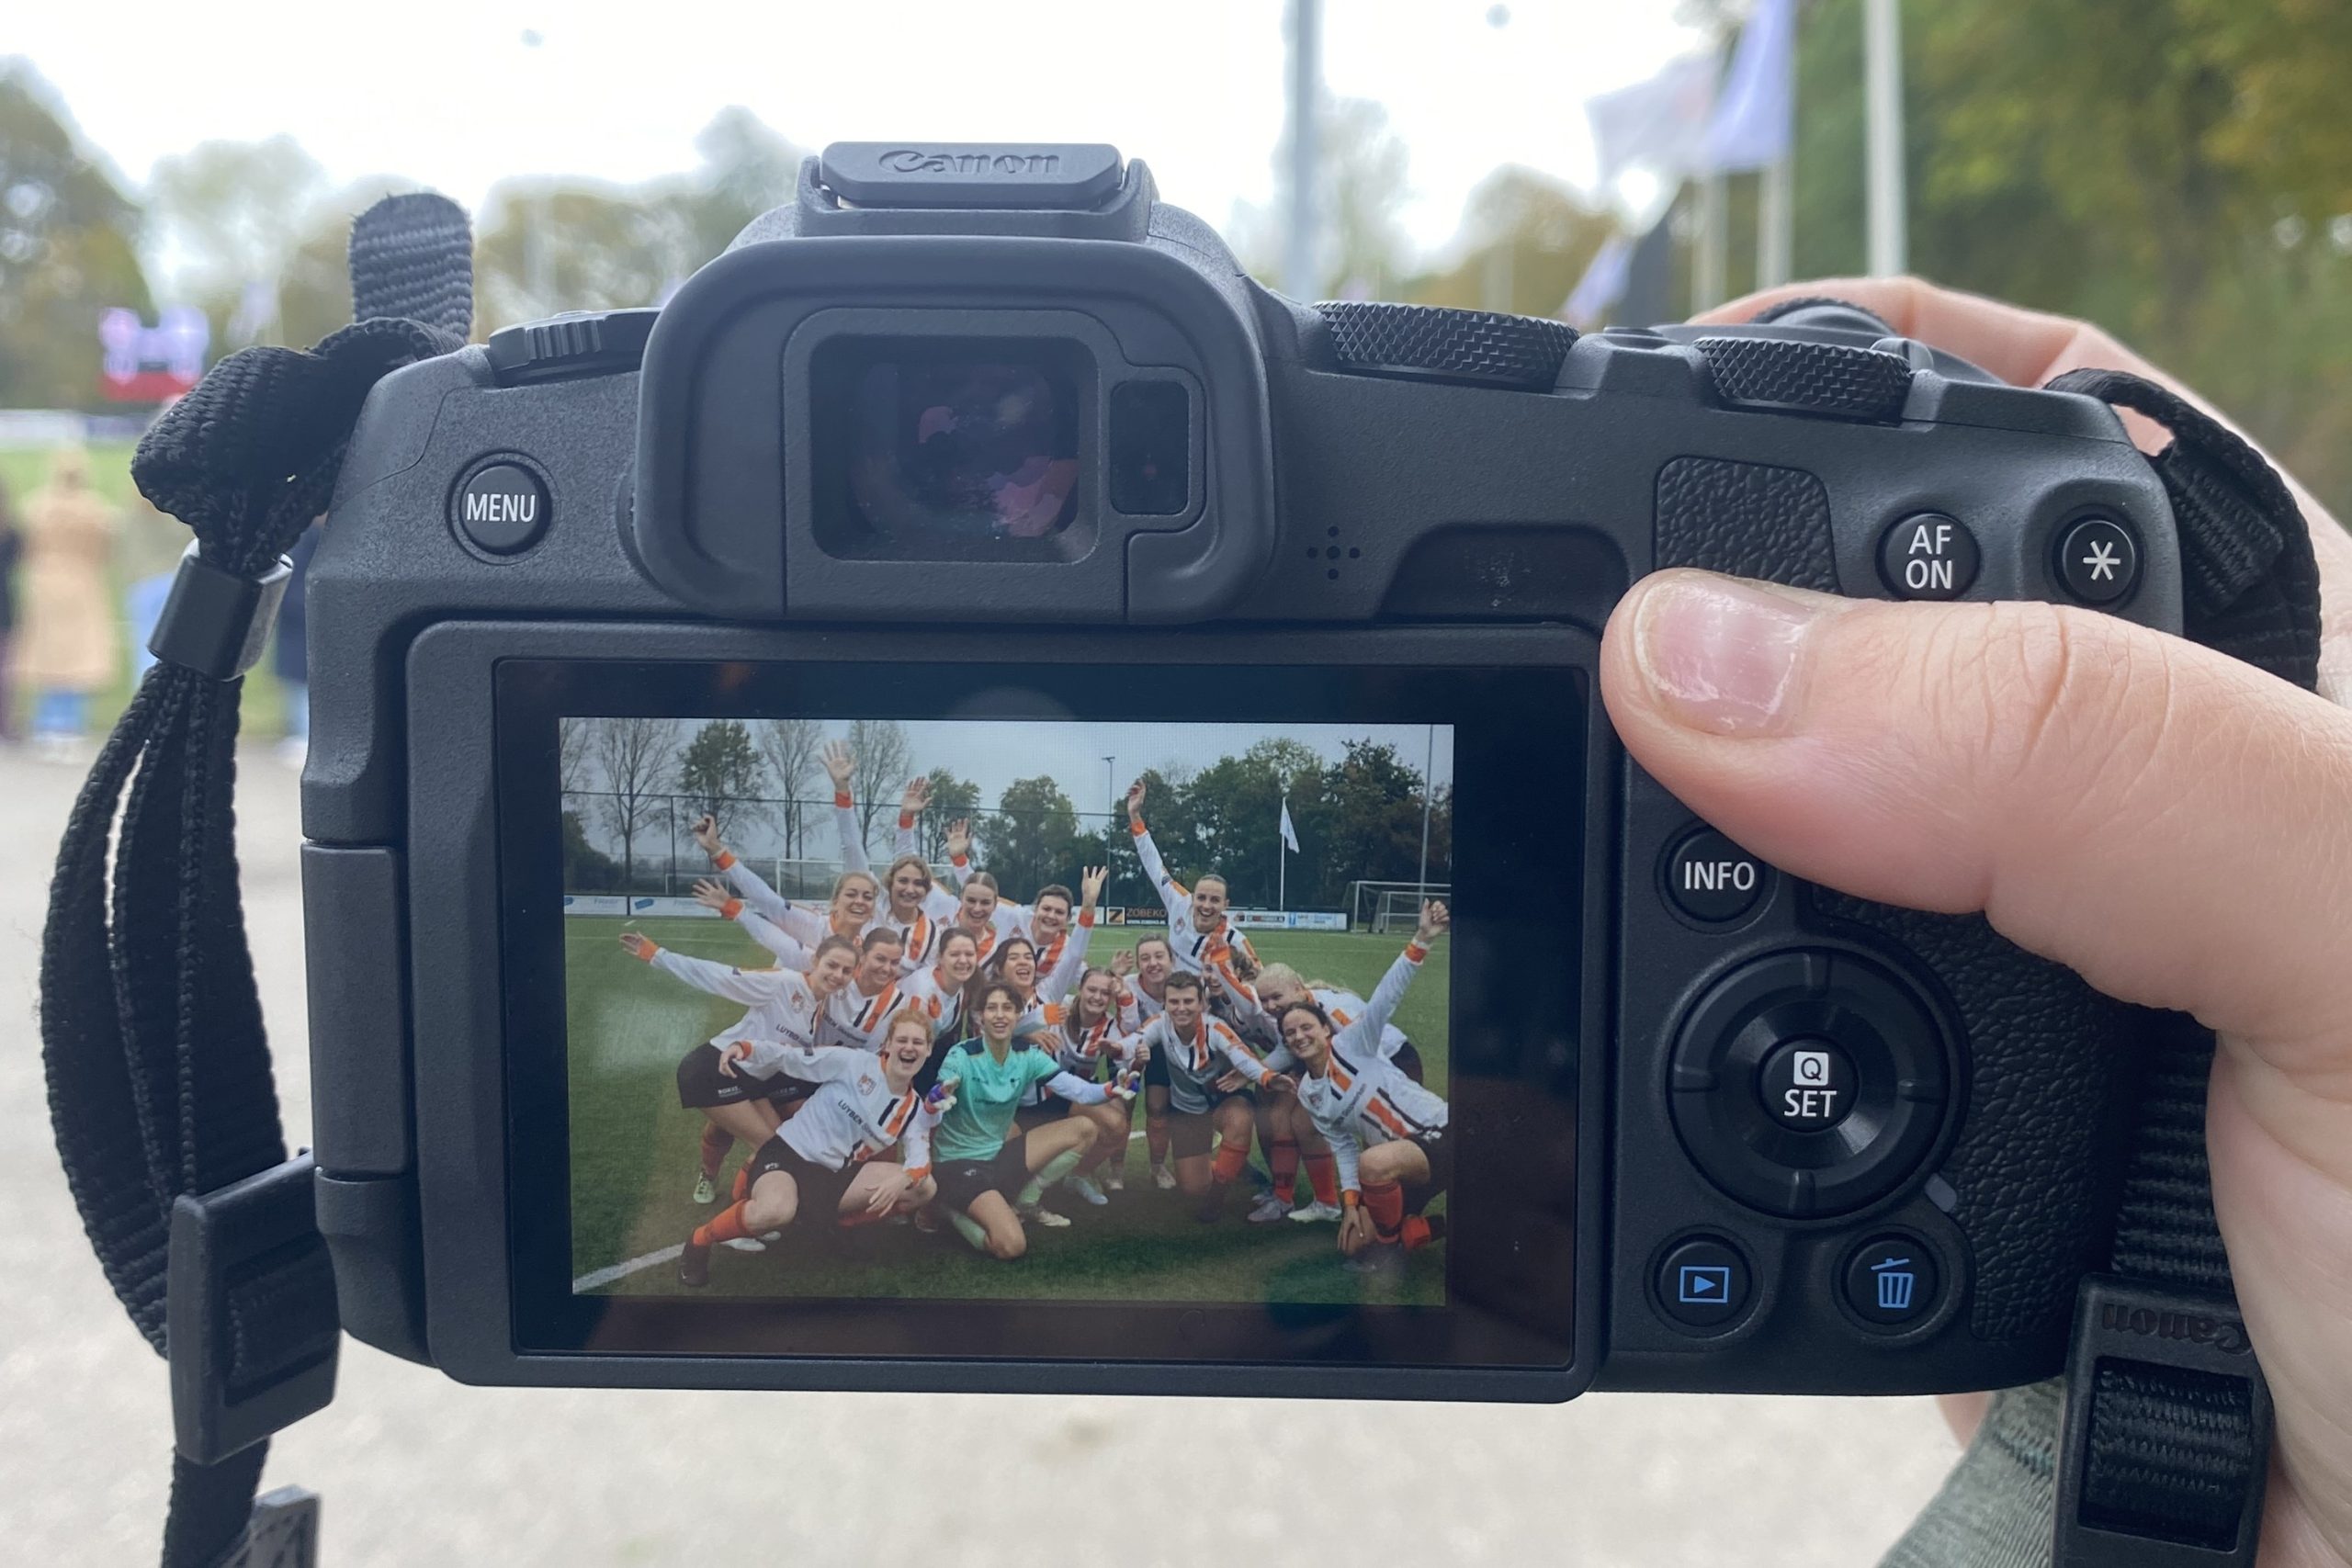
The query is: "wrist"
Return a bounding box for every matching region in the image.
[898,811,915,829]
[720,898,742,920]
[713,850,736,870]
[833,791,853,809]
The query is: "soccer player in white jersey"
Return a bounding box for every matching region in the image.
[1267,902,1453,1263]
[1022,965,1146,1207]
[900,926,982,1085]
[692,812,881,948]
[1125,778,1260,976]
[621,929,862,1202]
[1128,969,1289,1221]
[677,1010,944,1287]
[821,929,928,1051]
[1110,937,1180,1187]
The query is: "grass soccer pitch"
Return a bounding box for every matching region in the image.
[562,918,1450,1306]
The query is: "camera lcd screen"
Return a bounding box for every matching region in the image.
[497,658,1582,1369]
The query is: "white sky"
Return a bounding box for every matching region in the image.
[16,0,1706,265]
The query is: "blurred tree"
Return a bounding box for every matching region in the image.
[757,718,826,860]
[592,716,673,892]
[1411,165,1621,317]
[984,776,1082,902]
[475,107,801,330]
[0,62,153,409]
[843,718,913,858]
[148,135,329,344]
[1229,96,1413,299]
[1787,0,2352,513]
[675,719,766,843]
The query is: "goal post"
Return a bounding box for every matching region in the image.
[1358,882,1452,933]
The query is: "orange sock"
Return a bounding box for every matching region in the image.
[1212,1141,1250,1185]
[1401,1215,1435,1251]
[1364,1180,1406,1242]
[731,1166,752,1203]
[1268,1138,1299,1201]
[1147,1114,1170,1167]
[1305,1153,1339,1206]
[699,1124,733,1179]
[694,1200,752,1247]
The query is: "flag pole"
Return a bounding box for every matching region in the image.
[1283,0,1322,301]
[1863,0,1906,276]
[1417,725,1435,898]
[1279,794,1288,913]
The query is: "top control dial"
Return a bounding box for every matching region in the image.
[1317,301,1577,390]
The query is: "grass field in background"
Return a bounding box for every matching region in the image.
[563,917,1449,1305]
[0,443,287,736]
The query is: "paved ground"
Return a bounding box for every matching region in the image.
[0,742,1962,1566]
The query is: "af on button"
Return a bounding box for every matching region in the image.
[1878,512,1979,600]
[1664,825,1770,925]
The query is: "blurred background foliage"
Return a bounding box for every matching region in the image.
[5,0,2351,515]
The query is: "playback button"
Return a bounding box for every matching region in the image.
[1655,1235,1752,1329]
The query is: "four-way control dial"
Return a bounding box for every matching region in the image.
[1316,301,1576,390]
[1668,948,1954,1219]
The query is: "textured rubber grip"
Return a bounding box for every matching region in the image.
[1317,301,1576,389]
[1697,335,1914,421]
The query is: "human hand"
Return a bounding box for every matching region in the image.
[945,818,971,860]
[1080,865,1108,908]
[865,1170,909,1216]
[1110,950,1136,979]
[822,739,854,794]
[1125,779,1147,819]
[691,878,736,914]
[691,813,722,854]
[1338,1205,1374,1257]
[1415,900,1450,946]
[618,931,657,961]
[900,776,931,817]
[1615,277,2352,1562]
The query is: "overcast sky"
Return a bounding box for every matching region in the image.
[17,1,1703,265]
[572,716,1452,824]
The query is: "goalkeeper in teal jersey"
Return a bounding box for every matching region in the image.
[930,979,1137,1258]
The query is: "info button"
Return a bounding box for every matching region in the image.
[1664,826,1770,925]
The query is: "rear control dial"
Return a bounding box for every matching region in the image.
[1668,948,1954,1219]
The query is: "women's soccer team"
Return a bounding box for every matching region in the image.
[616,743,1453,1289]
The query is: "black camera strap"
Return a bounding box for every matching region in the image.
[37,193,470,1568]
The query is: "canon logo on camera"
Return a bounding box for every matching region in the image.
[878,148,1064,177]
[2101,1301,2252,1355]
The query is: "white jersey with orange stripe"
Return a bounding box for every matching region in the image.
[834,800,971,955]
[1128,818,1258,975]
[712,852,874,948]
[644,948,826,1073]
[1274,942,1442,1194]
[899,964,969,1043]
[763,1042,940,1178]
[822,975,938,1053]
[1130,1011,1277,1116]
[1207,962,1411,1061]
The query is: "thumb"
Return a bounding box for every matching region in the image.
[1600,570,2352,1071]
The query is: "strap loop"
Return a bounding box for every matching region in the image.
[150,542,293,682]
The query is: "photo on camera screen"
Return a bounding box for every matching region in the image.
[560,716,1455,1308]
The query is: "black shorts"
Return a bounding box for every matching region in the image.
[933,1140,1031,1216]
[1393,1040,1425,1085]
[746,1134,856,1222]
[1142,1049,1169,1089]
[674,1043,807,1110]
[1404,1130,1453,1211]
[1166,1089,1251,1158]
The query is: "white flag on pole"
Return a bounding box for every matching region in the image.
[1588,52,1720,190]
[1699,0,1797,175]
[1279,798,1300,853]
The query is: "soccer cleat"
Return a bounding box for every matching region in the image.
[1100,1169,1125,1193]
[1193,1186,1227,1224]
[1067,1177,1110,1207]
[1018,1201,1073,1229]
[721,1237,766,1253]
[692,1175,717,1205]
[678,1236,713,1287]
[1246,1192,1293,1224]
[1288,1201,1344,1224]
[1151,1164,1178,1190]
[911,1207,941,1234]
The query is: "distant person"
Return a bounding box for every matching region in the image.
[0,472,20,742]
[17,448,117,762]
[273,522,322,767]
[118,489,188,686]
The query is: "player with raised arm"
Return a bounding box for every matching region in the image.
[1125,778,1258,976]
[928,982,1134,1256]
[1128,968,1288,1222]
[621,929,862,1203]
[692,811,882,948]
[1111,937,1180,1188]
[676,1010,944,1288]
[1199,946,1352,1225]
[689,877,811,970]
[1268,902,1453,1266]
